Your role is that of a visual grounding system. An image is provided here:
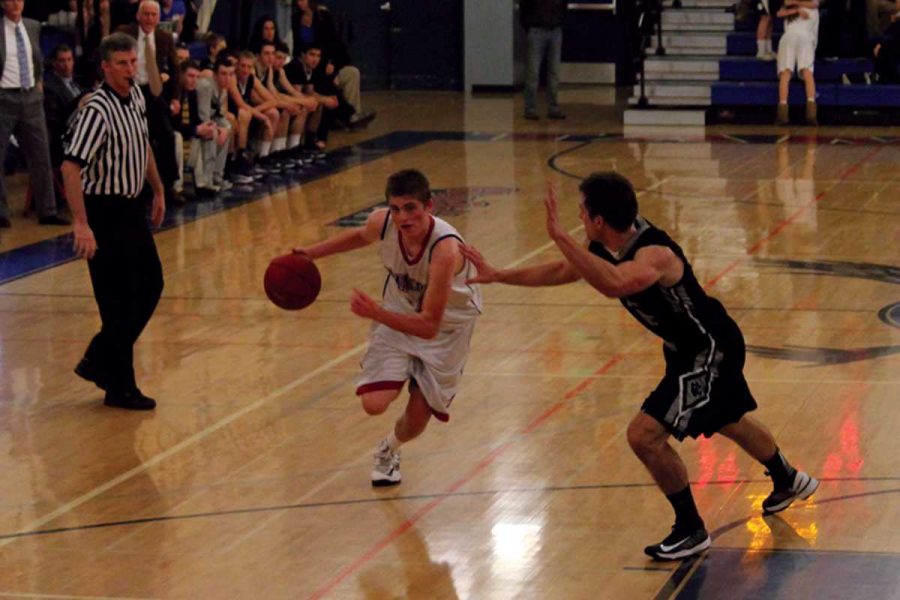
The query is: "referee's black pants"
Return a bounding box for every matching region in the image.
[83,194,164,393]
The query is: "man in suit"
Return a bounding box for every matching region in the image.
[0,0,70,227]
[118,0,182,204]
[44,44,86,168]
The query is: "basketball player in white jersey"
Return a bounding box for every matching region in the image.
[293,169,482,485]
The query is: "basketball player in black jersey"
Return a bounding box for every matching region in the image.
[462,172,819,560]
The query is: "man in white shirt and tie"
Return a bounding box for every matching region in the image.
[0,0,70,227]
[118,0,182,205]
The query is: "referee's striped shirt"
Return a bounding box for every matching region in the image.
[63,82,150,199]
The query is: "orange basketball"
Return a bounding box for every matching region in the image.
[264,253,322,310]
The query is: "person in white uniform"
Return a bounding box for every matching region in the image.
[775,0,820,126]
[293,169,482,486]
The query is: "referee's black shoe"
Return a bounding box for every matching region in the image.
[644,524,710,561]
[74,357,109,391]
[104,388,157,410]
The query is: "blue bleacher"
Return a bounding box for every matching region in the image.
[706,8,900,119]
[712,81,838,105]
[727,32,781,56]
[719,57,874,82]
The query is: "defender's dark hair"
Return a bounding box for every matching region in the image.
[579,171,638,232]
[99,32,137,63]
[385,169,431,203]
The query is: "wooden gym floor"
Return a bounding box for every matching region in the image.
[0,91,898,599]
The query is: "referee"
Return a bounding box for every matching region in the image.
[62,32,166,410]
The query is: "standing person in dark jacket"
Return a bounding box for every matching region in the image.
[520,0,567,120]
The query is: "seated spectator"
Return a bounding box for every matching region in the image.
[175,40,191,65]
[160,0,185,36]
[776,0,820,125]
[207,56,260,184]
[248,14,283,54]
[269,42,319,153]
[231,51,284,171]
[291,0,375,129]
[44,44,88,169]
[198,31,226,75]
[256,42,311,163]
[172,60,231,196]
[285,42,350,150]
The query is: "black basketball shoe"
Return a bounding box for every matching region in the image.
[762,468,819,515]
[644,525,710,561]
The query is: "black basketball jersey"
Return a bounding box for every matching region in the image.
[240,74,255,103]
[588,217,740,353]
[272,68,290,94]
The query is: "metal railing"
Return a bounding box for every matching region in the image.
[567,0,617,13]
[635,0,666,107]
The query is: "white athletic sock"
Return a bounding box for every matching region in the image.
[288,134,302,148]
[385,431,401,452]
[272,137,287,153]
[765,39,773,54]
[260,140,272,158]
[757,40,766,56]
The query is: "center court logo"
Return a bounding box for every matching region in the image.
[747,258,900,365]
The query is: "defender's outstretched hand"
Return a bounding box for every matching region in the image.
[544,182,566,242]
[460,244,501,284]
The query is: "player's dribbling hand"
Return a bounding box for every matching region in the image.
[544,182,565,241]
[460,244,501,284]
[73,222,97,260]
[350,288,380,320]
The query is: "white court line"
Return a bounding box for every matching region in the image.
[0,346,365,549]
[0,593,148,600]
[5,175,672,548]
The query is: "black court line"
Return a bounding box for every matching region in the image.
[653,486,900,599]
[546,139,602,180]
[4,477,900,542]
[0,291,888,314]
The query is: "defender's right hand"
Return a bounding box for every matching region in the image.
[460,244,500,284]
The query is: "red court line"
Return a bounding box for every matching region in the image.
[704,146,882,289]
[307,354,624,599]
[309,145,883,598]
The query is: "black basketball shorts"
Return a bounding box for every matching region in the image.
[642,341,758,441]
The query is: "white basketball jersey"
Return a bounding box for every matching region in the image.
[784,7,818,41]
[379,214,482,325]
